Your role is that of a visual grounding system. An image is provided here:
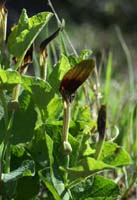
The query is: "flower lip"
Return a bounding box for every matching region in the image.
[59,59,95,101]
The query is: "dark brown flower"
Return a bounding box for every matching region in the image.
[59,59,95,101]
[97,105,106,137]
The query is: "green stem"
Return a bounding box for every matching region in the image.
[0,90,8,126]
[121,171,137,200]
[94,64,100,112]
[63,154,70,184]
[0,85,18,174]
[94,134,105,160]
[62,100,72,184]
[59,32,68,56]
[62,100,70,143]
[3,111,15,173]
[0,3,7,50]
[48,0,78,57]
[0,90,8,174]
[115,26,134,96]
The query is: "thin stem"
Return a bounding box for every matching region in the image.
[0,3,7,49]
[47,0,78,57]
[62,100,72,184]
[121,170,137,200]
[59,32,68,56]
[63,30,78,57]
[0,83,20,174]
[122,167,129,189]
[0,90,8,174]
[94,64,100,112]
[115,26,134,96]
[0,90,8,126]
[62,100,70,142]
[4,111,15,173]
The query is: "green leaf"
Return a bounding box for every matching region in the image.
[22,75,51,93]
[71,175,120,200]
[0,70,51,103]
[0,69,21,89]
[7,9,53,59]
[78,49,93,61]
[22,75,51,108]
[39,169,61,200]
[68,133,80,166]
[2,160,35,183]
[47,94,62,121]
[46,133,54,168]
[49,54,71,92]
[79,128,95,157]
[72,104,92,122]
[27,129,49,166]
[51,171,70,200]
[39,168,70,200]
[64,157,115,182]
[10,144,32,171]
[11,91,37,144]
[67,49,93,66]
[99,141,132,166]
[15,176,39,200]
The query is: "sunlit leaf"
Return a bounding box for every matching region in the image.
[99,141,131,166]
[7,9,53,68]
[71,175,120,200]
[49,54,71,92]
[61,157,115,182]
[0,69,21,89]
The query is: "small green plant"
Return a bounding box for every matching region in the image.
[0,1,135,200]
